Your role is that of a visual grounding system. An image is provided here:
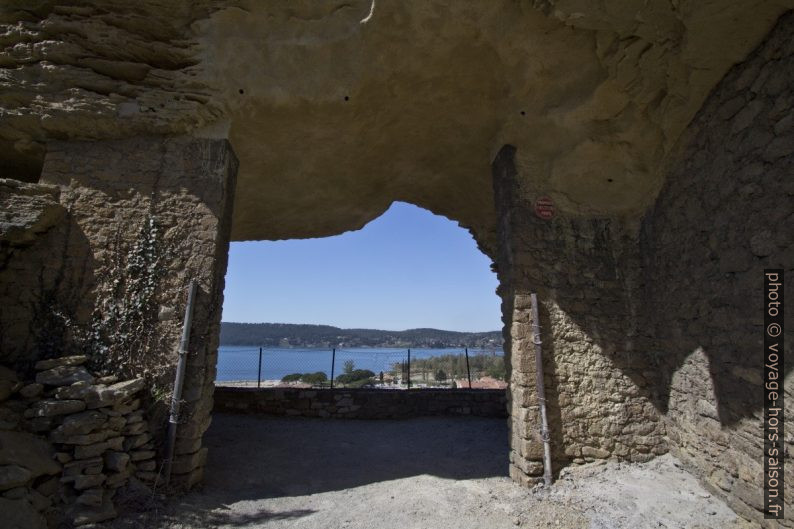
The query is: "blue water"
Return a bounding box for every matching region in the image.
[215,346,502,382]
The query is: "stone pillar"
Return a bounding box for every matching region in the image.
[492,145,666,486]
[40,136,237,488]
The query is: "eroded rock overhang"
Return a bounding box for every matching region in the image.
[1,0,791,251]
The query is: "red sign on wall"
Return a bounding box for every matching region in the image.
[534,196,555,220]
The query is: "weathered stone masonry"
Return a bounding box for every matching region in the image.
[1,136,238,495]
[639,12,794,527]
[493,146,666,488]
[214,387,507,420]
[496,12,793,528]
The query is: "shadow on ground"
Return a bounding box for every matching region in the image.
[109,413,508,528]
[204,413,509,497]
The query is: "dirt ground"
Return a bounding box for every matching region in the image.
[106,414,754,529]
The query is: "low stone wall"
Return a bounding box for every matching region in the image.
[214,387,508,419]
[0,355,157,528]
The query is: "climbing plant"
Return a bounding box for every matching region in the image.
[85,215,171,379]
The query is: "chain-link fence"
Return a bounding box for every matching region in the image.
[215,348,506,389]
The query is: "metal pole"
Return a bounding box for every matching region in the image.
[407,349,411,389]
[164,280,197,486]
[465,347,472,389]
[257,347,262,389]
[530,293,553,486]
[330,348,336,389]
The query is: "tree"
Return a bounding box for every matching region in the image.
[435,369,447,382]
[343,359,355,374]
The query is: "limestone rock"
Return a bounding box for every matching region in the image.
[34,355,88,371]
[19,383,44,399]
[0,2,792,247]
[76,487,103,507]
[129,450,156,462]
[0,431,61,478]
[0,497,46,529]
[36,366,94,387]
[68,457,104,476]
[0,465,32,491]
[85,378,144,409]
[0,180,65,247]
[28,489,51,512]
[52,411,107,437]
[71,473,106,491]
[28,399,86,417]
[104,452,130,473]
[54,381,93,400]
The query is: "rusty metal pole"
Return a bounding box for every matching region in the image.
[164,280,197,486]
[530,293,553,486]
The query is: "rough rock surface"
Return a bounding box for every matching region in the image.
[0,359,157,527]
[1,1,793,247]
[0,179,65,246]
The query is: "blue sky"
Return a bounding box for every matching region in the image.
[221,202,502,332]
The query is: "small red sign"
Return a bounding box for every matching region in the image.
[534,196,555,220]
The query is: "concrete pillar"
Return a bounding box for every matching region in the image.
[40,135,237,488]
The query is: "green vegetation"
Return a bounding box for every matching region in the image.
[335,369,376,386]
[220,322,502,349]
[281,372,329,385]
[393,352,506,383]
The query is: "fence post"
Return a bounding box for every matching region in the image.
[257,347,263,388]
[465,347,471,389]
[330,348,336,389]
[407,349,411,389]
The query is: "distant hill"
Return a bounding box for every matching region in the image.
[220,322,503,349]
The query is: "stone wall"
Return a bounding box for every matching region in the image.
[0,135,239,490]
[639,12,794,528]
[492,147,667,487]
[0,355,156,528]
[214,387,507,419]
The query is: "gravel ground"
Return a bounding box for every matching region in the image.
[107,413,753,529]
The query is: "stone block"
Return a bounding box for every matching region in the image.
[51,410,107,437]
[36,366,94,387]
[75,488,103,507]
[0,497,46,529]
[19,383,43,399]
[104,452,130,473]
[71,473,106,490]
[29,399,86,417]
[0,465,32,491]
[0,431,61,478]
[34,355,87,371]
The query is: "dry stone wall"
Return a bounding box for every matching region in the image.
[0,354,155,527]
[640,12,794,528]
[214,387,507,419]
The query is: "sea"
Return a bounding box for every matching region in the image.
[216,345,503,382]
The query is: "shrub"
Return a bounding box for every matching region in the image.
[300,372,328,385]
[335,369,376,385]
